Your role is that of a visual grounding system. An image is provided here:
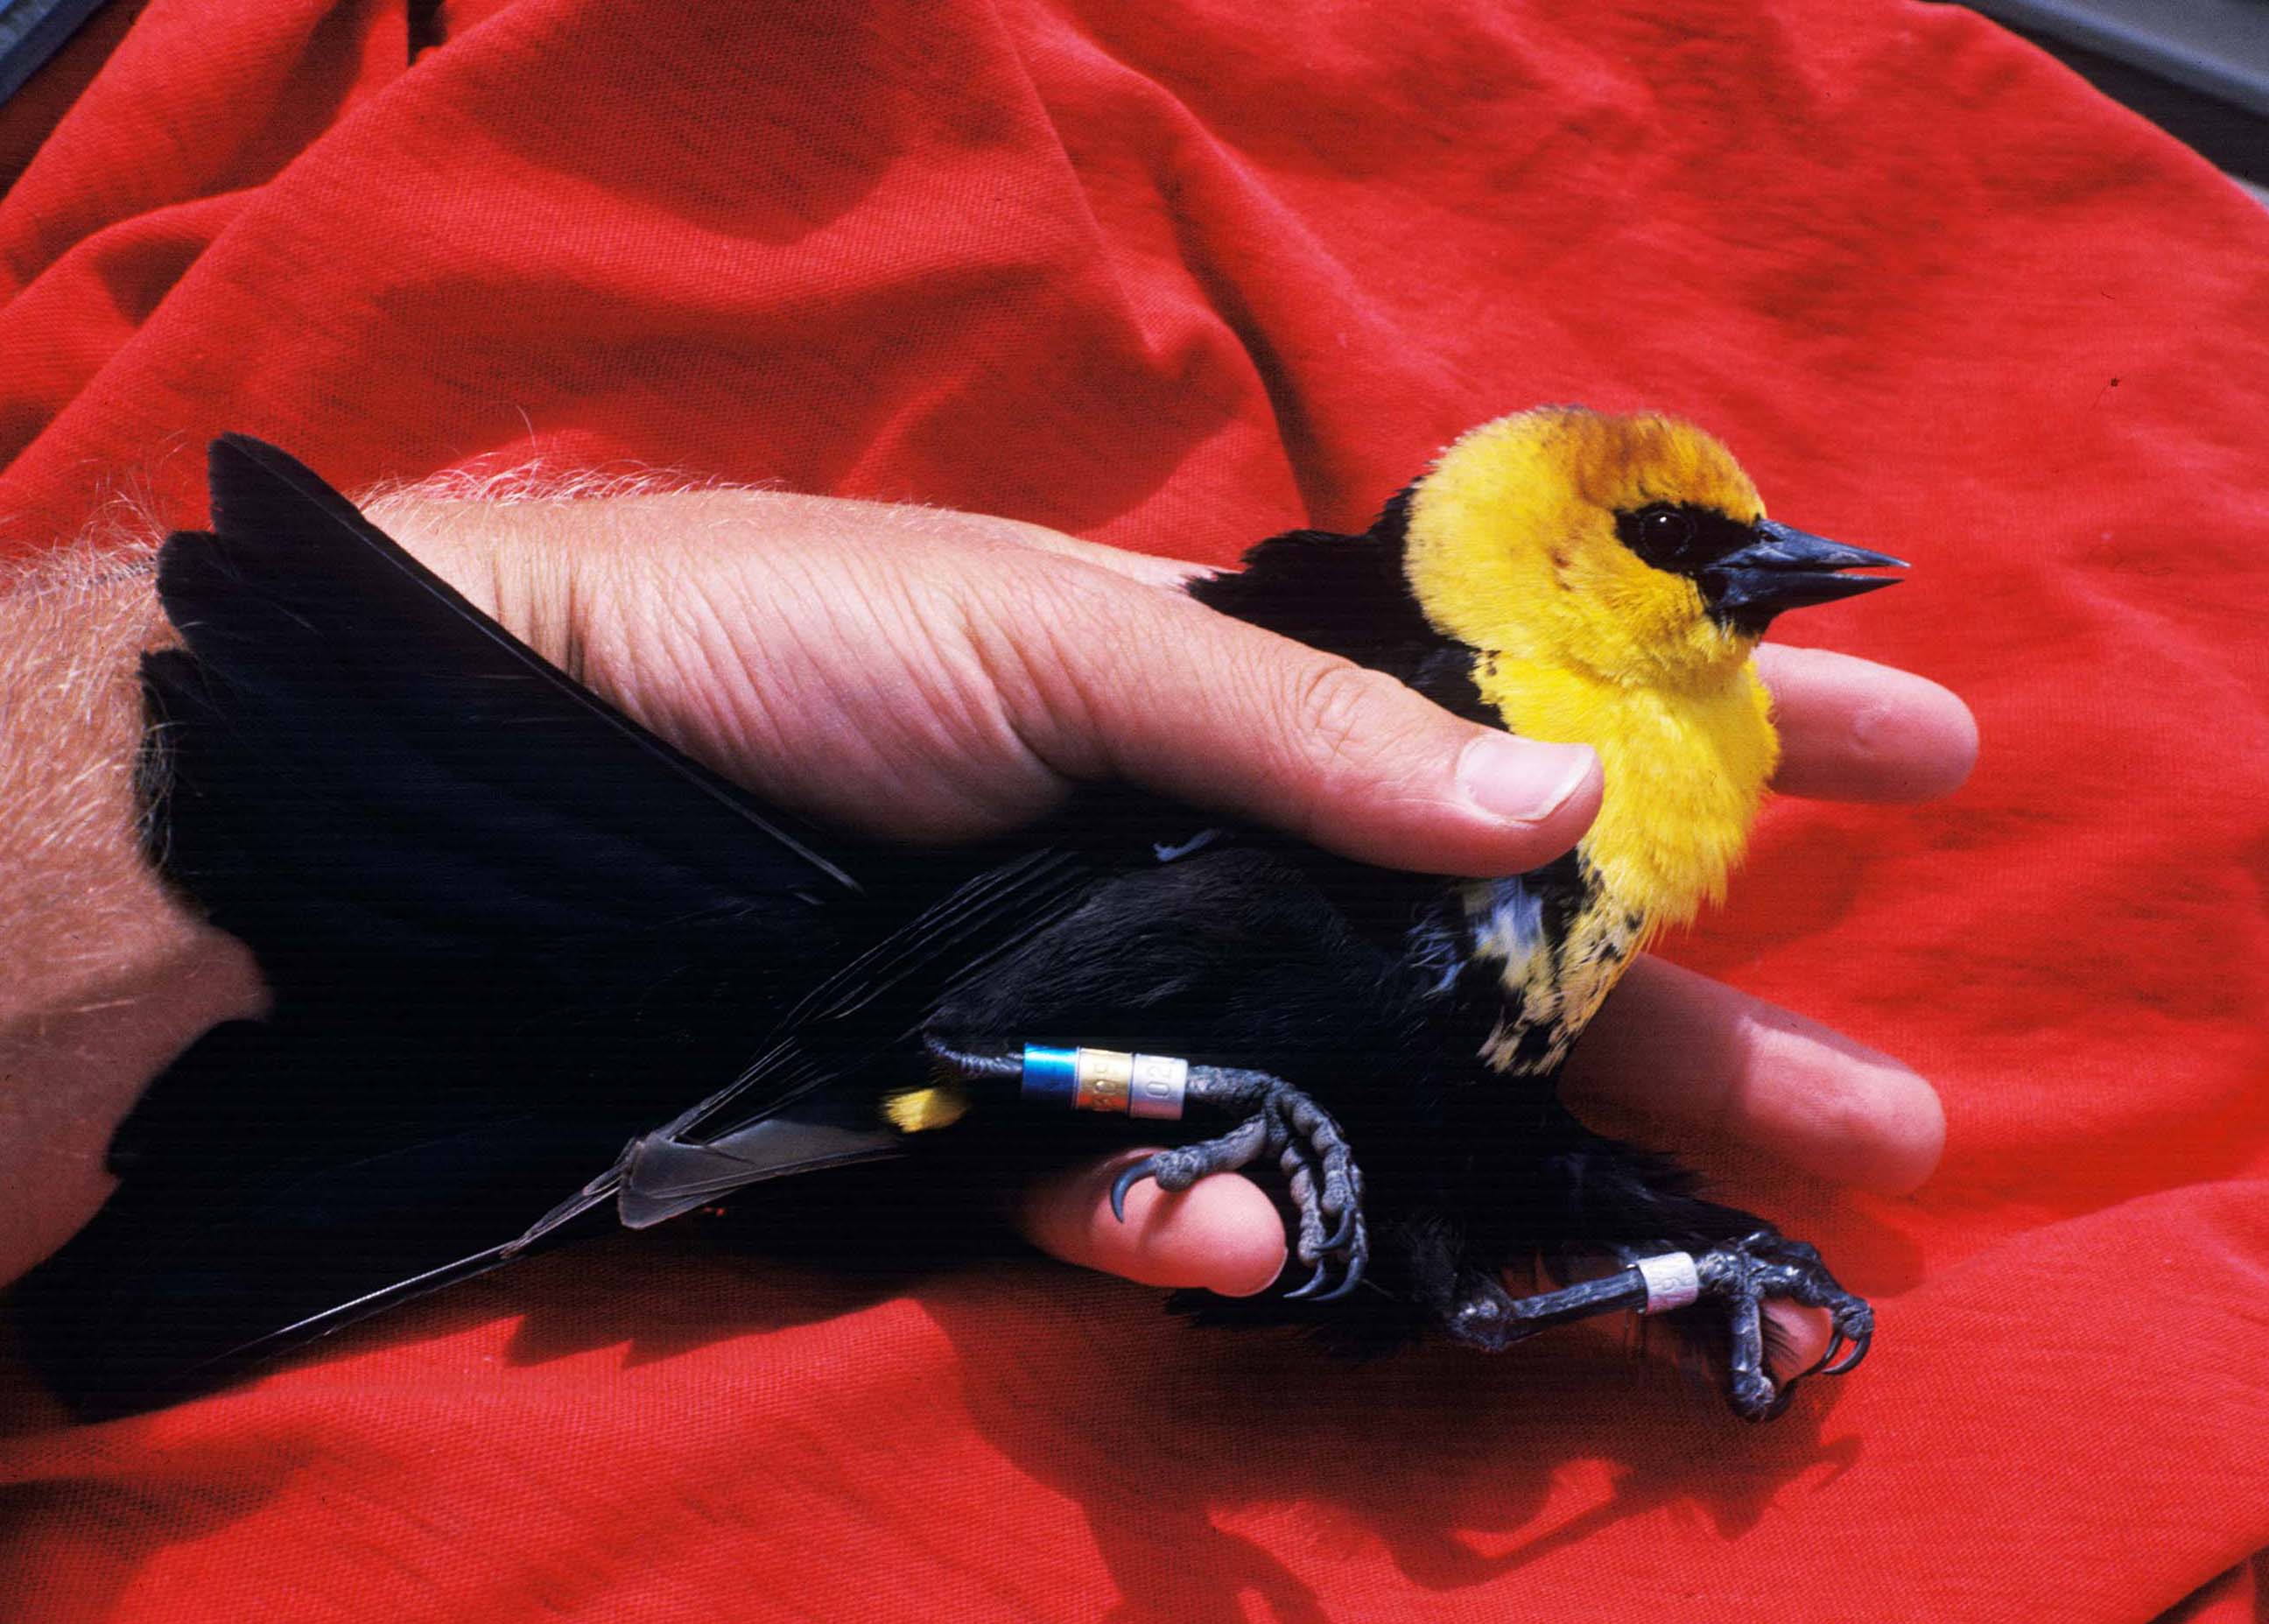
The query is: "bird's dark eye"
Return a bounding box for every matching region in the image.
[1643,508,1693,552]
[1625,504,1698,568]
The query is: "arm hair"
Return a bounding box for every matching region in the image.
[0,534,263,1287]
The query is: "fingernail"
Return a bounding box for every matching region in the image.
[1456,735,1597,824]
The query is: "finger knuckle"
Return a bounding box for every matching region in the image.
[1286,660,1398,784]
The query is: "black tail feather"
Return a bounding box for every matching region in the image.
[14,439,1058,1412]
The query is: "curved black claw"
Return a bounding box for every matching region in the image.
[1105,1076,1369,1304]
[1310,1250,1366,1304]
[1820,1313,1873,1375]
[1814,1328,1849,1377]
[1693,1232,1873,1421]
[1108,1113,1272,1222]
[1106,1161,1147,1225]
[1282,1243,1367,1304]
[1265,1084,1367,1304]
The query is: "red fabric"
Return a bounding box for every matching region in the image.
[5,1,2268,1616]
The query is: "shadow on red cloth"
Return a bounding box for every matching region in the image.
[916,1280,1865,1620]
[391,1211,1869,1620]
[5,1205,1868,1621]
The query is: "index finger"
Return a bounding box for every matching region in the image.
[1043,542,1978,807]
[796,495,1212,592]
[1562,954,1945,1194]
[987,559,1605,878]
[1755,644,1977,803]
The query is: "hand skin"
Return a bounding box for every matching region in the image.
[1,483,1975,1388]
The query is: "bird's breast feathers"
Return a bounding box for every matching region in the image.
[1458,873,1640,1075]
[1478,650,1777,925]
[1456,649,1779,1073]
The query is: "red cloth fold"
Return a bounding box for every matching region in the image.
[4,1,2266,1617]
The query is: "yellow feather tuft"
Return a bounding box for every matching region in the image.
[882,1083,972,1134]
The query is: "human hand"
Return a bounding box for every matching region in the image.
[381,483,1974,1382]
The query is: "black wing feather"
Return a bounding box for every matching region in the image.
[147,434,864,974]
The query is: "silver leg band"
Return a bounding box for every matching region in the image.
[1633,1251,1702,1314]
[1127,1053,1189,1121]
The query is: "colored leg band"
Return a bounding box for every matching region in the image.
[1019,1045,1188,1121]
[1019,1045,1079,1108]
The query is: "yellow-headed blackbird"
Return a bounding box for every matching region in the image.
[18,412,1897,1418]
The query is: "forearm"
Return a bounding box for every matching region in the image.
[0,488,657,1291]
[0,543,264,1286]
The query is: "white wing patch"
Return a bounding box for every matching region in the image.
[1462,878,1646,1075]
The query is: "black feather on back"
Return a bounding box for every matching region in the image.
[1189,490,1425,670]
[1190,489,1496,728]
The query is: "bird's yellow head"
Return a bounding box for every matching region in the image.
[1401,407,1900,688]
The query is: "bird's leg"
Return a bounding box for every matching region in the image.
[921,1039,1368,1302]
[1433,1111,1872,1420]
[1439,1231,1872,1419]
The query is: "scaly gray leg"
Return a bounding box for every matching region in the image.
[1438,1232,1871,1420]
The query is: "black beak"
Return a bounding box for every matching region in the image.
[1698,520,1905,635]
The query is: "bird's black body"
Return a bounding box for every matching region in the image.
[14,435,1872,1419]
[1190,511,1600,1073]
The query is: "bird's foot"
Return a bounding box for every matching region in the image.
[1111,1072,1368,1304]
[1689,1230,1873,1420]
